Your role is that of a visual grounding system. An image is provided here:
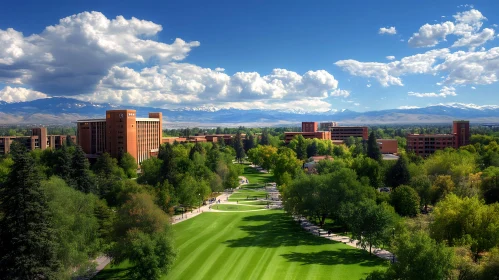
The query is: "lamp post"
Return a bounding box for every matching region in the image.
[392,227,395,263]
[198,193,201,213]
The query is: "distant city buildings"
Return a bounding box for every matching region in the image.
[77,110,162,164]
[319,121,338,131]
[406,120,470,157]
[0,127,75,155]
[284,122,369,143]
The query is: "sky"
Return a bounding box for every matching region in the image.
[1,0,499,112]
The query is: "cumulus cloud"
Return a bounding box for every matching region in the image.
[76,64,340,108]
[335,48,449,86]
[0,11,345,111]
[379,27,397,35]
[386,56,395,60]
[366,84,372,88]
[0,11,200,95]
[408,86,457,97]
[0,86,48,102]
[408,9,493,48]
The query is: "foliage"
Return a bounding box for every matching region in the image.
[430,194,499,261]
[247,145,277,171]
[346,200,396,254]
[386,155,411,188]
[273,147,303,186]
[390,185,420,217]
[0,142,60,278]
[369,231,454,280]
[366,132,382,162]
[119,152,138,178]
[352,156,381,188]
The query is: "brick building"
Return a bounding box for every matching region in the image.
[77,110,162,164]
[407,120,470,157]
[0,127,75,155]
[377,139,398,154]
[331,126,369,140]
[302,122,318,132]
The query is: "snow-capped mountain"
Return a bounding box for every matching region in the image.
[1,98,499,126]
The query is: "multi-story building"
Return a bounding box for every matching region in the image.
[284,131,331,144]
[0,127,76,155]
[319,121,338,131]
[331,126,369,140]
[377,139,398,154]
[406,120,470,157]
[302,122,318,133]
[77,110,162,164]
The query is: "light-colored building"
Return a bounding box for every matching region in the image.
[319,121,338,131]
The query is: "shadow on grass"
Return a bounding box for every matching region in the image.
[223,211,333,248]
[94,267,132,280]
[281,249,388,267]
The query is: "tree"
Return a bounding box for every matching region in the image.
[119,152,138,178]
[352,156,381,188]
[347,200,396,254]
[410,175,432,213]
[390,185,420,217]
[432,175,455,203]
[366,132,382,162]
[71,145,95,193]
[294,135,308,160]
[54,145,74,185]
[65,135,75,147]
[42,177,101,277]
[138,157,162,186]
[306,140,318,158]
[431,194,499,261]
[368,231,454,280]
[243,133,256,152]
[0,142,60,278]
[158,143,177,186]
[233,131,245,163]
[386,155,411,188]
[260,130,270,146]
[273,147,303,186]
[110,193,176,279]
[247,145,277,171]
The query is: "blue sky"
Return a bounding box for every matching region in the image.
[1,0,499,112]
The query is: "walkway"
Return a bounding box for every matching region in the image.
[293,216,394,261]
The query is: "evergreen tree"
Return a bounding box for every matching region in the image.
[65,135,75,147]
[54,145,73,185]
[233,131,245,163]
[307,141,318,158]
[367,132,382,161]
[188,143,205,160]
[0,142,60,278]
[386,155,411,188]
[158,143,177,185]
[260,130,270,146]
[71,145,95,193]
[295,135,308,160]
[243,133,256,152]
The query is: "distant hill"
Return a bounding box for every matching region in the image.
[1,97,499,127]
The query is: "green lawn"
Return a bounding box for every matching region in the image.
[228,189,268,201]
[98,210,387,280]
[241,164,275,186]
[212,204,265,211]
[239,200,269,205]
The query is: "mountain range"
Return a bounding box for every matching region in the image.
[1,97,499,127]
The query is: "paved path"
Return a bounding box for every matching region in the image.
[293,216,394,261]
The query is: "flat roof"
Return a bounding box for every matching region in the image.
[76,119,106,123]
[408,134,454,137]
[136,118,160,121]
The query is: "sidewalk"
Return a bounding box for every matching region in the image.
[293,216,394,262]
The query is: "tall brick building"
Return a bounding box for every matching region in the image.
[407,120,470,157]
[77,110,162,164]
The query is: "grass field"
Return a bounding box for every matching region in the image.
[212,204,265,211]
[228,189,268,201]
[239,200,269,205]
[98,210,387,280]
[241,164,275,186]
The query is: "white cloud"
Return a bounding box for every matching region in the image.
[366,84,372,88]
[215,67,225,72]
[408,9,491,48]
[0,11,200,95]
[353,102,360,106]
[330,88,350,97]
[408,86,457,97]
[434,47,499,85]
[398,105,420,109]
[335,48,449,86]
[0,86,48,102]
[452,28,495,49]
[471,86,476,89]
[76,64,340,108]
[379,26,397,35]
[386,55,395,60]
